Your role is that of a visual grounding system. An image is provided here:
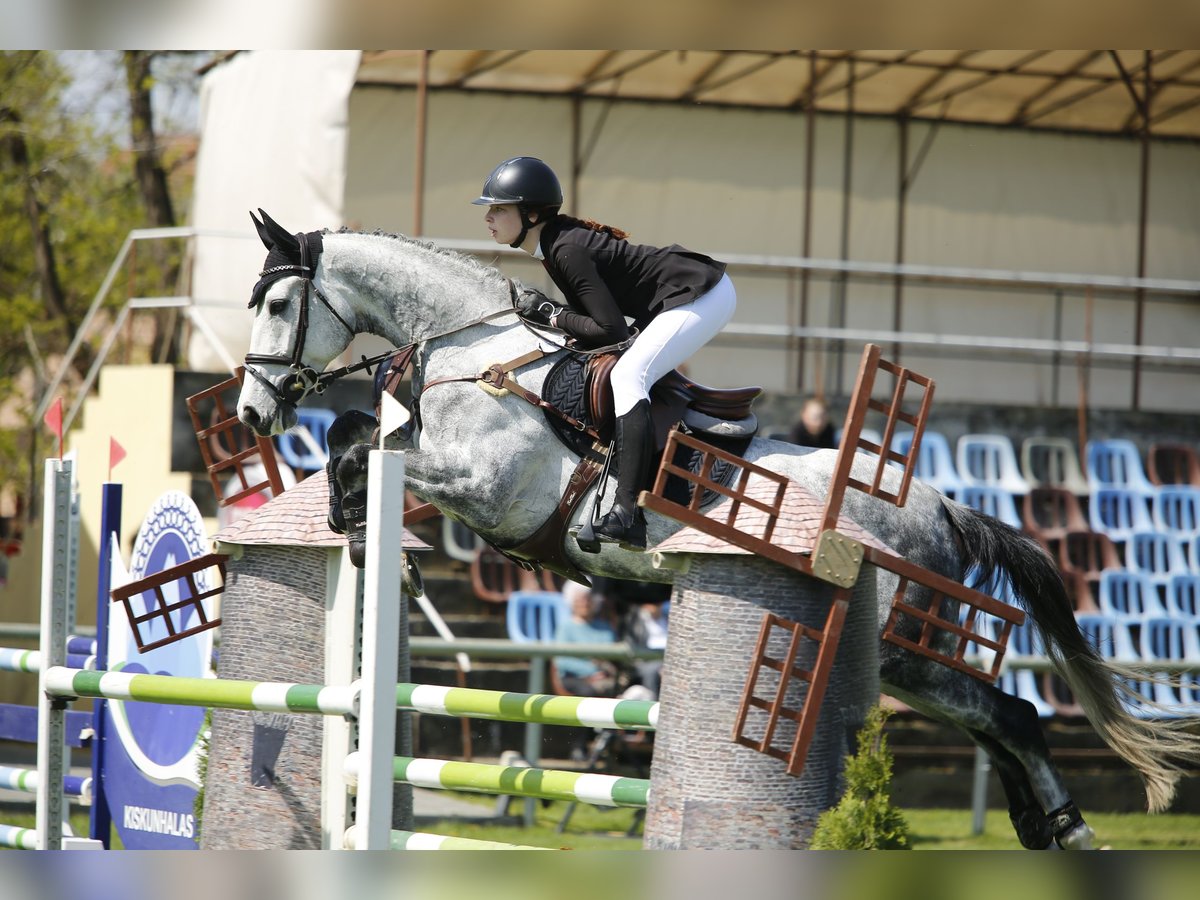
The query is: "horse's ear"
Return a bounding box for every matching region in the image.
[249,210,273,250]
[257,208,300,255]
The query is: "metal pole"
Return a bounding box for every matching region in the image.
[1132,51,1151,411]
[413,50,430,237]
[833,58,855,397]
[970,744,991,835]
[36,459,72,851]
[571,96,582,216]
[1051,289,1064,405]
[523,657,546,828]
[893,116,909,362]
[798,51,816,392]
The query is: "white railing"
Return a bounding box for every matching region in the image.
[41,229,1200,435]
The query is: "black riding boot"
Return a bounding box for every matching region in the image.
[594,400,654,551]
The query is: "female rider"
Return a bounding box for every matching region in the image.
[474,156,736,551]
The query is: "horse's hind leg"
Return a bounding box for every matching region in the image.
[964,729,1053,848]
[884,656,1096,849]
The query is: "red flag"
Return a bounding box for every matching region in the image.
[43,397,63,459]
[109,437,127,481]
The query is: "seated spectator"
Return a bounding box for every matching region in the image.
[624,601,668,698]
[553,581,619,697]
[787,396,837,449]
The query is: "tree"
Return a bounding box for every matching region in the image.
[0,51,160,518]
[124,51,183,364]
[810,705,911,849]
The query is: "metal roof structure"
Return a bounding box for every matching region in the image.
[355,50,1200,141]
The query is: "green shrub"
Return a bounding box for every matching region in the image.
[810,705,911,849]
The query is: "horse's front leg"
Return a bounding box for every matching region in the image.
[325,410,377,536]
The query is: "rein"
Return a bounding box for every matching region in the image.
[244,241,521,410]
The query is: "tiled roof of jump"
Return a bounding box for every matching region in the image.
[650,474,893,557]
[211,469,432,551]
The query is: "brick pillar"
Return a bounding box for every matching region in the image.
[201,545,327,849]
[643,554,880,849]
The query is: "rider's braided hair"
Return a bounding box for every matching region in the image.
[555,213,629,241]
[526,204,630,242]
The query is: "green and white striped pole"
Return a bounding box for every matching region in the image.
[395,683,659,731]
[42,668,360,716]
[344,753,650,808]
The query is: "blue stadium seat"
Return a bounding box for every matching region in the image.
[1125,531,1190,591]
[1167,573,1200,618]
[1085,439,1156,494]
[892,431,963,498]
[1098,570,1169,619]
[1138,618,1200,716]
[505,591,566,643]
[442,518,484,563]
[275,407,338,473]
[1076,613,1140,662]
[999,619,1055,719]
[1088,487,1154,544]
[1151,485,1200,540]
[957,434,1031,494]
[958,485,1023,529]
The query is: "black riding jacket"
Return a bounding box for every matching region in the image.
[536,216,727,349]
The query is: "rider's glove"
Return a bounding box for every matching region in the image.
[516,288,564,327]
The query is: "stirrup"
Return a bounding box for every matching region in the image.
[593,506,647,551]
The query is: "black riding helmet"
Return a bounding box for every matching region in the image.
[472,156,563,248]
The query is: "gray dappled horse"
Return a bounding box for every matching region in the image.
[237,210,1200,849]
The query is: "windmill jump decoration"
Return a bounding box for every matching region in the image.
[641,344,1025,777]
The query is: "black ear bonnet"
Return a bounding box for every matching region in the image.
[248,208,325,308]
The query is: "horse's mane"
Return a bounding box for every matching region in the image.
[329,227,510,289]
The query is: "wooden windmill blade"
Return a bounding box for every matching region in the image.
[640,343,1028,779]
[186,367,286,507]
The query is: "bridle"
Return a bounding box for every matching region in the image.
[243,231,377,410]
[243,232,525,413]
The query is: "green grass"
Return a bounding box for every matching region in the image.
[0,810,117,849]
[6,801,1199,850]
[905,808,1200,851]
[417,791,1200,850]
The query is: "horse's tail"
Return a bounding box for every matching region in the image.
[940,497,1200,813]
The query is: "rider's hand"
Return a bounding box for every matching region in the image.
[516,288,563,326]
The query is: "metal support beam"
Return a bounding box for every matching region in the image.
[1133,52,1152,410]
[413,50,429,237]
[798,51,817,392]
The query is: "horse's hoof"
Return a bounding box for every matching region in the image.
[348,535,367,568]
[1055,822,1096,850]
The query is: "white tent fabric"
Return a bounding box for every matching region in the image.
[188,50,361,371]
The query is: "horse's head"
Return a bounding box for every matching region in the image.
[238,209,357,436]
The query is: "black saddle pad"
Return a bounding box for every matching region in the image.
[541,353,752,508]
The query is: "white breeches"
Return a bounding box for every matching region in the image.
[610,273,737,417]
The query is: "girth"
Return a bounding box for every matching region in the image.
[418,347,608,584]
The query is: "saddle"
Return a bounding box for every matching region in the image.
[592,352,760,441]
[496,352,761,584]
[547,351,761,462]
